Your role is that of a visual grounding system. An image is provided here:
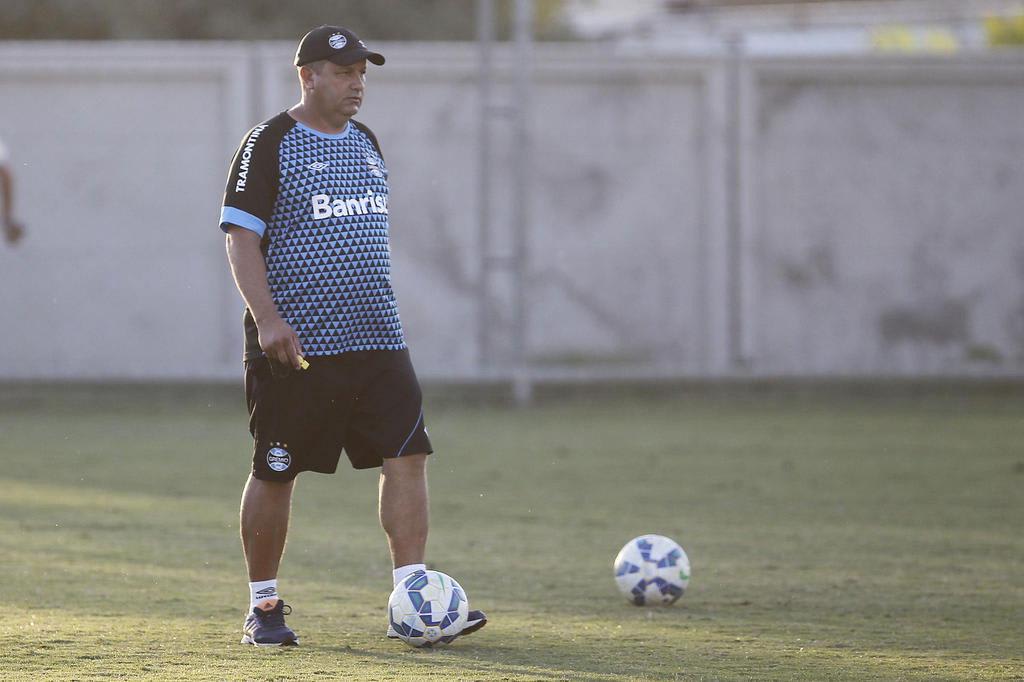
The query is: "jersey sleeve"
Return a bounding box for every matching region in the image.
[219,122,281,236]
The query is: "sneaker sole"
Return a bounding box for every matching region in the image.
[387,619,486,641]
[241,634,299,647]
[460,617,487,637]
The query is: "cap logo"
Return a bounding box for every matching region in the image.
[329,33,348,50]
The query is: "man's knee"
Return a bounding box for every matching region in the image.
[254,477,296,491]
[242,475,295,508]
[382,453,427,478]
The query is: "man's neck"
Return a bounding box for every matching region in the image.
[288,103,350,135]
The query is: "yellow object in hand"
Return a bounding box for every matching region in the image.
[298,356,310,370]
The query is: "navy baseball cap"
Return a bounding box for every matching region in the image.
[295,26,385,67]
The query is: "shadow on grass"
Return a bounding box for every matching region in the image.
[313,641,663,681]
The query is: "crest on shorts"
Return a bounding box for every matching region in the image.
[267,443,291,472]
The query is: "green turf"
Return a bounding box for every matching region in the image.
[1,384,1022,680]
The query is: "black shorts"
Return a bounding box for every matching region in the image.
[244,349,432,481]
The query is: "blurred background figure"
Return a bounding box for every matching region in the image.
[0,133,24,245]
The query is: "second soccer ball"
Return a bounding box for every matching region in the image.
[613,534,690,606]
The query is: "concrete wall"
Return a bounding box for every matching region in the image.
[741,57,1024,375]
[0,42,1021,380]
[0,44,251,380]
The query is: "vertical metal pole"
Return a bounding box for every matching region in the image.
[476,0,495,373]
[512,0,533,404]
[725,33,746,372]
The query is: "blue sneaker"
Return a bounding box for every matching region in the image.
[241,600,299,647]
[386,609,487,640]
[460,609,488,637]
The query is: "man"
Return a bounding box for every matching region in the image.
[219,26,485,647]
[0,135,25,245]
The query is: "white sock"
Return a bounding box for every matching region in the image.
[249,579,279,609]
[393,563,426,586]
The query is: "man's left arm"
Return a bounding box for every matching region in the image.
[0,165,24,245]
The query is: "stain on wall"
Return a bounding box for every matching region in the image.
[879,299,969,346]
[780,244,836,289]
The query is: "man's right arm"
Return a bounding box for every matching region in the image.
[224,226,303,368]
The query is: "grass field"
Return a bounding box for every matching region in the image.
[1,383,1022,681]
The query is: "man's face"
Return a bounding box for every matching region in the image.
[306,59,367,119]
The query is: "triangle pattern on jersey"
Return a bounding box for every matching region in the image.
[263,123,405,356]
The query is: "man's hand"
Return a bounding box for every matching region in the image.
[257,315,304,369]
[3,219,24,245]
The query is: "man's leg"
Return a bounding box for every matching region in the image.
[379,453,429,569]
[379,453,488,640]
[241,473,295,582]
[239,473,299,646]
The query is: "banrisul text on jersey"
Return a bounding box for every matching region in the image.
[311,191,389,219]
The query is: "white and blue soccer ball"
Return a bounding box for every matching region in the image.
[387,570,469,647]
[614,534,690,606]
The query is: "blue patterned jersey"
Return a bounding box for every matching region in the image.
[220,112,406,360]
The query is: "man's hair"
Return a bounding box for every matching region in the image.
[300,59,328,74]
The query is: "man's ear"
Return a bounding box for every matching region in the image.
[299,63,318,92]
